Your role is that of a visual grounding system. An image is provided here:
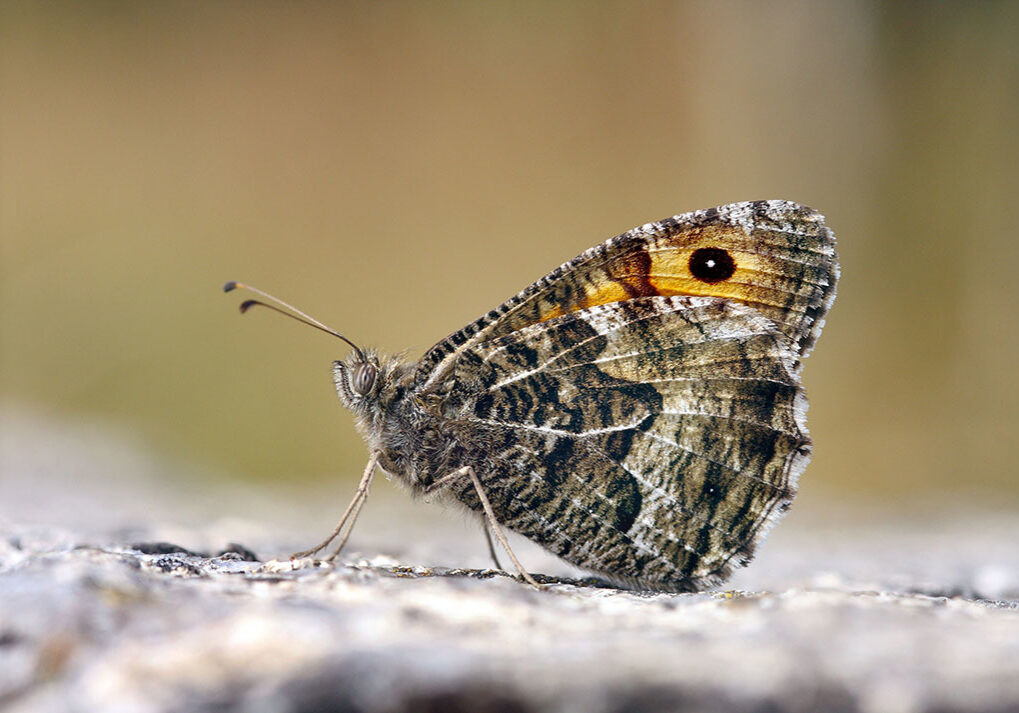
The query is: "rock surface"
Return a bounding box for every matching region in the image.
[2,523,1018,713]
[2,408,1018,712]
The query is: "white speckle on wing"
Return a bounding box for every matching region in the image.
[717,202,756,236]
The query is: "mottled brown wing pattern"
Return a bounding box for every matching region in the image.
[416,200,838,393]
[442,295,808,591]
[233,199,835,589]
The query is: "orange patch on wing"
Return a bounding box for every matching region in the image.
[647,247,788,309]
[577,280,633,311]
[536,280,633,323]
[535,225,795,325]
[538,304,566,322]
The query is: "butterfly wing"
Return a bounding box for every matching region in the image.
[416,200,838,392]
[442,295,808,591]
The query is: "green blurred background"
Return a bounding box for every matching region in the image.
[2,2,1017,519]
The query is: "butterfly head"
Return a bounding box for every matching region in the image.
[332,348,411,418]
[333,350,382,407]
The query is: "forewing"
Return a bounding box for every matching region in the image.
[416,200,837,391]
[444,296,809,591]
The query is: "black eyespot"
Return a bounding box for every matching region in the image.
[351,362,377,396]
[688,247,736,283]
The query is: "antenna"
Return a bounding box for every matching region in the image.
[223,281,364,360]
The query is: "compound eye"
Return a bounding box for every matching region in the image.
[351,362,377,396]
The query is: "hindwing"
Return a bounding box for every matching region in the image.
[441,295,808,591]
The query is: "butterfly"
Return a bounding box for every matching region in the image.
[226,200,838,592]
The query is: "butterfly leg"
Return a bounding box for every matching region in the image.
[419,470,501,568]
[290,451,380,561]
[482,520,504,571]
[457,466,541,588]
[422,467,534,586]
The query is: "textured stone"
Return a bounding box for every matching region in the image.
[1,523,1018,713]
[2,408,1017,712]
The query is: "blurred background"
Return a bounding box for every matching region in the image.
[1,2,1017,549]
